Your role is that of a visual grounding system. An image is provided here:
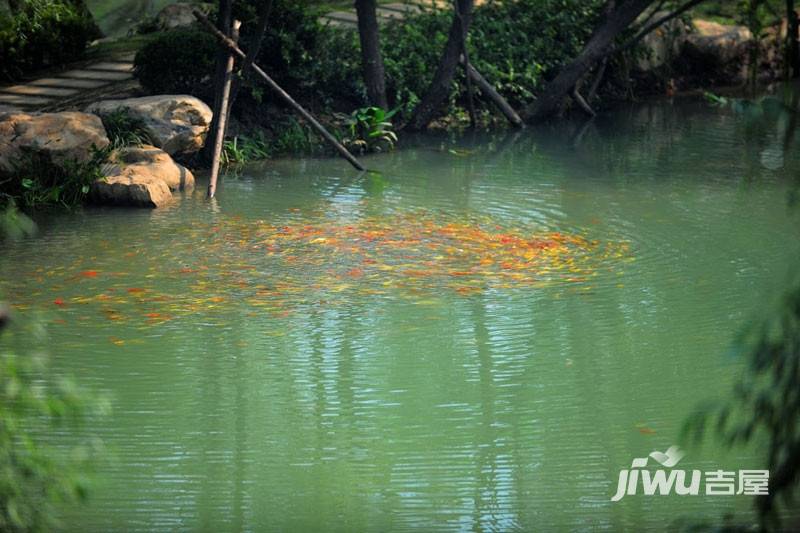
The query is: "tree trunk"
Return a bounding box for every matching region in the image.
[405,0,474,131]
[788,0,800,77]
[355,0,388,109]
[456,1,476,128]
[202,0,233,162]
[227,0,274,119]
[524,0,654,122]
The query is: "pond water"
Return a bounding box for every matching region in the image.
[2,94,800,531]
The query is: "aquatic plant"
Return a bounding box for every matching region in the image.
[221,133,271,169]
[342,106,398,154]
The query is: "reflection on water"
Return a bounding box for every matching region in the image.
[2,91,800,531]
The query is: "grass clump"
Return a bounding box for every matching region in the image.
[0,146,111,210]
[99,108,152,150]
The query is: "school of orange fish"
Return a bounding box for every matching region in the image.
[4,211,632,331]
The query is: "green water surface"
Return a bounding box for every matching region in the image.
[2,97,800,531]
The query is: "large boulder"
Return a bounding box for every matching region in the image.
[86,95,212,157]
[636,12,689,71]
[91,145,194,208]
[155,3,197,30]
[114,145,195,191]
[682,19,752,82]
[0,111,109,173]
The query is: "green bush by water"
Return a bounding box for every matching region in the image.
[133,0,604,124]
[342,106,398,154]
[133,29,216,97]
[0,146,110,210]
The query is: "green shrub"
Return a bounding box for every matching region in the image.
[342,106,398,154]
[133,29,217,97]
[0,146,110,209]
[0,0,100,81]
[99,108,152,150]
[314,0,604,121]
[221,133,271,169]
[232,0,323,93]
[134,1,321,102]
[133,0,605,126]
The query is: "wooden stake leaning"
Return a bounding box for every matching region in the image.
[208,19,240,199]
[194,9,366,172]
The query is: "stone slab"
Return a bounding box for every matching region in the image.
[0,85,79,97]
[375,7,405,19]
[406,0,450,9]
[325,11,358,23]
[0,93,52,106]
[88,62,134,73]
[59,69,132,81]
[29,77,109,89]
[318,17,357,28]
[381,2,424,13]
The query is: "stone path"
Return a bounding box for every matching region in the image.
[0,53,136,111]
[321,0,454,28]
[0,0,474,112]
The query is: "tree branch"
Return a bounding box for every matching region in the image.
[611,0,707,56]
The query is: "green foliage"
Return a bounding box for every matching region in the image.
[342,106,398,154]
[685,275,800,528]
[232,0,323,95]
[221,133,271,169]
[0,146,110,209]
[269,118,326,156]
[132,0,605,125]
[133,29,217,97]
[0,349,101,532]
[0,202,35,242]
[703,91,730,106]
[314,0,604,122]
[220,122,328,168]
[99,108,152,150]
[0,196,105,533]
[134,1,322,101]
[0,0,100,81]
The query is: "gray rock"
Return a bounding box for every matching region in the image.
[156,3,197,29]
[684,19,752,81]
[636,12,689,71]
[0,111,110,173]
[92,144,194,208]
[87,95,212,157]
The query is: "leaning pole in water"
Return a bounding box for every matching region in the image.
[208,19,240,199]
[193,10,366,173]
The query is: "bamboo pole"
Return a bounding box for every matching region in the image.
[193,10,366,172]
[461,60,523,127]
[208,19,240,199]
